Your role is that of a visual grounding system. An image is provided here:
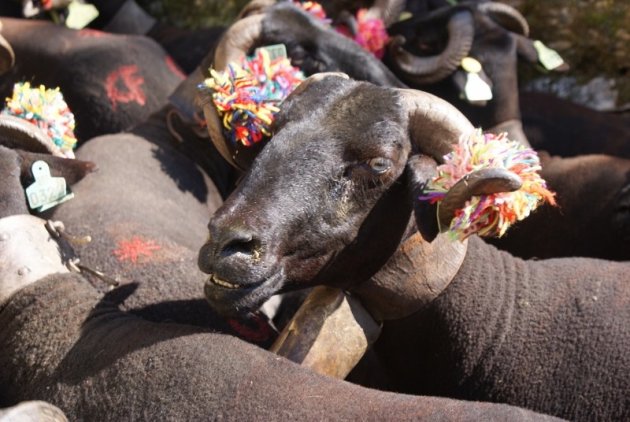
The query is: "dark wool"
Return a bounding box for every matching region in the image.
[377,236,630,422]
[0,274,564,421]
[0,18,182,142]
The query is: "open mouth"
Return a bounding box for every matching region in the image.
[206,274,243,290]
[204,270,287,317]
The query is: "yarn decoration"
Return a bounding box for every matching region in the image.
[336,9,390,59]
[295,1,329,22]
[419,130,556,240]
[3,82,77,158]
[201,48,305,147]
[294,1,390,58]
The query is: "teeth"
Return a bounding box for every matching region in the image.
[208,274,241,289]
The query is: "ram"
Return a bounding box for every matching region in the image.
[0,17,185,141]
[199,73,630,422]
[0,136,560,421]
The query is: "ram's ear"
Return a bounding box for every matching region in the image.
[406,154,439,242]
[17,150,97,186]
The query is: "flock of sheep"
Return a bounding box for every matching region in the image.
[0,0,628,421]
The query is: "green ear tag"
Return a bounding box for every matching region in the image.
[25,161,74,212]
[66,1,100,30]
[533,40,565,71]
[460,58,492,102]
[255,44,288,61]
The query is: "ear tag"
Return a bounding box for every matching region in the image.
[65,1,100,29]
[22,0,41,18]
[255,44,288,61]
[398,11,413,21]
[461,57,493,102]
[25,160,74,212]
[533,40,565,71]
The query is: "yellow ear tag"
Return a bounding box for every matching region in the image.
[533,40,565,71]
[25,161,74,212]
[461,57,482,74]
[461,57,492,102]
[66,1,100,30]
[398,11,413,22]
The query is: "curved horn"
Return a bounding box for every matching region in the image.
[213,14,264,71]
[400,89,526,229]
[0,26,15,76]
[437,168,523,229]
[365,0,406,27]
[478,2,530,37]
[203,13,265,171]
[237,0,276,19]
[399,88,474,159]
[0,115,64,157]
[388,10,474,85]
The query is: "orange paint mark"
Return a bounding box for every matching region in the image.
[104,65,146,110]
[113,236,161,264]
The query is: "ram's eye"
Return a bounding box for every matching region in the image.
[367,157,392,174]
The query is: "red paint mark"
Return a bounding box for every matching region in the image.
[104,65,146,110]
[165,55,186,80]
[227,313,274,343]
[113,236,161,264]
[78,28,106,38]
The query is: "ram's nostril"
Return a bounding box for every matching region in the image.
[220,231,262,260]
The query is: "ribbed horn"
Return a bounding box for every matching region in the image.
[203,13,265,171]
[478,2,530,37]
[399,88,474,159]
[365,0,406,27]
[0,28,15,76]
[237,0,276,19]
[400,89,525,229]
[388,10,474,85]
[0,115,64,157]
[437,168,522,229]
[213,14,264,71]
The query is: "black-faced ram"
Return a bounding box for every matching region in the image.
[0,141,562,421]
[199,74,630,422]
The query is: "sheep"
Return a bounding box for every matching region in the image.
[0,140,562,421]
[385,1,630,159]
[0,17,185,142]
[198,73,630,421]
[520,91,630,159]
[204,2,630,260]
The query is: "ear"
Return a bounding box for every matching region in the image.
[17,150,97,185]
[515,35,570,72]
[22,0,42,18]
[406,154,440,242]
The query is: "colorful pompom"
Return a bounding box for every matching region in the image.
[201,48,305,147]
[419,130,556,240]
[2,82,78,158]
[294,1,389,58]
[336,9,390,59]
[295,0,329,22]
